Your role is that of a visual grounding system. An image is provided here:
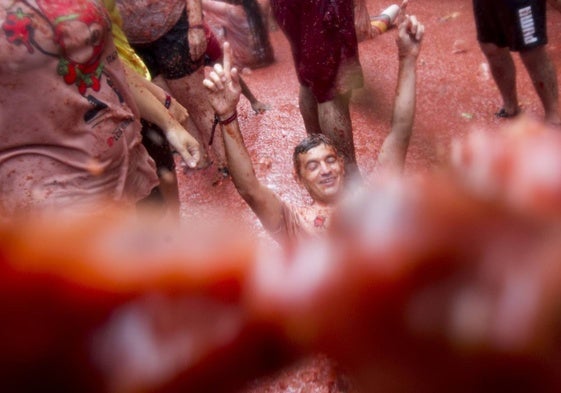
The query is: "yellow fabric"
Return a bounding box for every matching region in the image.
[103,0,151,80]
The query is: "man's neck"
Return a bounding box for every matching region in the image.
[312,199,337,210]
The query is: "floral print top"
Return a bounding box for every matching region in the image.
[0,0,158,217]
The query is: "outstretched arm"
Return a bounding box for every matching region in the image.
[376,15,424,173]
[123,65,201,168]
[203,43,285,233]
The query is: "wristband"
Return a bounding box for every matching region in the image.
[164,94,172,109]
[189,24,205,30]
[209,110,237,145]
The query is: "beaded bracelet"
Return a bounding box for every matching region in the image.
[209,111,238,145]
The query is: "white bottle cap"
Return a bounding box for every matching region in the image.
[381,4,400,24]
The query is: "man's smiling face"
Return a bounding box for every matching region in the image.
[296,143,345,205]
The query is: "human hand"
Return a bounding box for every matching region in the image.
[395,0,409,25]
[188,26,207,61]
[203,42,242,117]
[397,14,424,60]
[165,126,201,168]
[6,149,561,392]
[251,100,269,114]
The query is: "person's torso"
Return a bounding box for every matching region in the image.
[0,0,157,216]
[281,202,335,242]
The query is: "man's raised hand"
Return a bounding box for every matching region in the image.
[397,15,424,59]
[203,42,242,117]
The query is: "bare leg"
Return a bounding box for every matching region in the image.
[548,0,561,13]
[157,167,180,217]
[479,42,519,116]
[298,85,322,135]
[317,92,359,176]
[519,45,561,126]
[165,68,228,170]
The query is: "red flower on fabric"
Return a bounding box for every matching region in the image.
[314,215,327,228]
[2,8,34,53]
[36,0,107,95]
[57,58,103,95]
[3,2,107,95]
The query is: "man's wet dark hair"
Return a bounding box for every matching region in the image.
[292,133,341,178]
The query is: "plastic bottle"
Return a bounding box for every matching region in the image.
[478,62,491,81]
[370,4,400,34]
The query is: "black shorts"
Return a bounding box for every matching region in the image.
[132,11,204,79]
[473,0,547,51]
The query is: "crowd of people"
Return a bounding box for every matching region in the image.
[2,0,561,391]
[1,0,559,221]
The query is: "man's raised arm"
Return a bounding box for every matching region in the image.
[203,43,285,234]
[376,15,424,173]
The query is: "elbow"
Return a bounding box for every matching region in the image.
[237,186,255,204]
[233,177,261,205]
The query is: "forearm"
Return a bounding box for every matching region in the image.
[220,119,283,231]
[377,56,417,172]
[391,56,417,145]
[137,75,170,107]
[124,66,178,132]
[221,119,261,196]
[186,0,204,25]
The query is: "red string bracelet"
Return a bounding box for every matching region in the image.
[209,110,237,146]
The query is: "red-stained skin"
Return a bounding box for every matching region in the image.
[3,1,561,392]
[178,0,561,237]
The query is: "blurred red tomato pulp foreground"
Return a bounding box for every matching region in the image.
[4,0,561,391]
[4,117,561,392]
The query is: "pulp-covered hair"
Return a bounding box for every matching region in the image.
[292,133,341,177]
